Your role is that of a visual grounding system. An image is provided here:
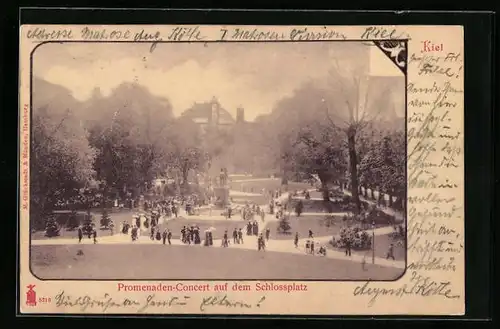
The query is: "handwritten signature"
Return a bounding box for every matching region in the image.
[353,272,460,306]
[55,291,140,312]
[54,291,266,313]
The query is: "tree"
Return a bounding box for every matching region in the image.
[267,82,348,201]
[292,122,348,201]
[66,211,80,231]
[44,213,60,237]
[277,216,292,234]
[31,106,96,230]
[88,123,137,200]
[167,117,207,192]
[84,82,176,199]
[384,130,405,209]
[321,54,397,214]
[82,214,94,237]
[358,129,405,207]
[100,209,111,228]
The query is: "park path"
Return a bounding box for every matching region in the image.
[341,190,404,221]
[31,228,404,269]
[230,178,280,183]
[294,188,405,222]
[32,180,404,269]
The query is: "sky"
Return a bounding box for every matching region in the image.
[33,41,403,121]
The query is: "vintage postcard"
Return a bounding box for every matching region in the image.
[18,24,464,315]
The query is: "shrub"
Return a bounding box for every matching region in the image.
[336,226,372,250]
[44,213,60,237]
[82,214,94,237]
[322,215,336,228]
[365,208,396,226]
[100,209,111,228]
[66,211,79,231]
[388,225,406,240]
[277,217,292,234]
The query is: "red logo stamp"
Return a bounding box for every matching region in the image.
[26,284,37,307]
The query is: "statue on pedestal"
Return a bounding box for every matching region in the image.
[219,168,228,186]
[213,167,230,209]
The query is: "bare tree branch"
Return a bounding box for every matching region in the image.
[367,86,392,124]
[323,101,348,131]
[354,75,362,123]
[331,58,355,121]
[50,108,71,137]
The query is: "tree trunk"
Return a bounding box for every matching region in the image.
[370,188,375,200]
[317,171,330,202]
[182,164,189,187]
[281,174,288,186]
[102,186,109,210]
[378,191,385,206]
[347,129,361,214]
[394,195,403,211]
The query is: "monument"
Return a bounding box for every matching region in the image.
[213,167,230,209]
[180,98,238,209]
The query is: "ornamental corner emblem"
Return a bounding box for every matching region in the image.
[373,40,408,74]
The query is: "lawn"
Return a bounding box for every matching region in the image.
[291,198,346,213]
[30,244,403,280]
[31,209,135,240]
[32,209,246,242]
[230,195,268,206]
[156,218,247,240]
[328,233,406,261]
[229,179,311,195]
[265,215,344,240]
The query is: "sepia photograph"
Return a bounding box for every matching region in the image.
[29,40,407,281]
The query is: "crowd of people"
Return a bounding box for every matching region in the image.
[74,187,319,252]
[67,180,405,266]
[142,194,204,217]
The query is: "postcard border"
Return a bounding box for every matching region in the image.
[24,38,408,282]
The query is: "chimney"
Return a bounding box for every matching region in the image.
[236,107,245,123]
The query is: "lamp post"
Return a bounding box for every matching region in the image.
[372,221,376,264]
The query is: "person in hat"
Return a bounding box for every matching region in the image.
[222,230,229,247]
[150,225,155,240]
[135,215,141,229]
[204,229,210,246]
[181,226,187,243]
[233,228,238,244]
[77,226,83,243]
[238,228,243,244]
[258,233,266,251]
[131,225,137,241]
[318,244,327,256]
[194,225,201,244]
[386,243,395,260]
[162,228,168,245]
[92,228,97,244]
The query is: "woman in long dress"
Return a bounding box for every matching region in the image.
[194,226,201,244]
